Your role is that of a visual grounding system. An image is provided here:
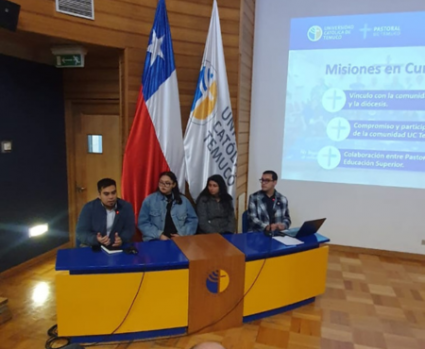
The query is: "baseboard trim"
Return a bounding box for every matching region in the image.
[329,244,425,262]
[0,242,71,279]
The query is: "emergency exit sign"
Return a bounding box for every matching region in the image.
[55,54,84,68]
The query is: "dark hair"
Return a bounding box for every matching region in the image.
[198,174,233,202]
[263,170,278,181]
[158,171,182,204]
[97,178,116,193]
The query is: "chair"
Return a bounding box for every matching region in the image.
[74,234,82,248]
[242,210,249,233]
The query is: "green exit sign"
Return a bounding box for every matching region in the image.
[55,54,84,68]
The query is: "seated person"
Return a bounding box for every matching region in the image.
[247,170,291,233]
[196,174,235,234]
[138,171,198,241]
[76,178,135,247]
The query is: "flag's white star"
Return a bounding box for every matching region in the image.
[147,30,165,66]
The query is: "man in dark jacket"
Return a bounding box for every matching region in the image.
[76,178,135,246]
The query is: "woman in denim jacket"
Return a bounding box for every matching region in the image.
[138,171,198,241]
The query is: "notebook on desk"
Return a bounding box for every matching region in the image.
[281,218,326,238]
[101,245,123,254]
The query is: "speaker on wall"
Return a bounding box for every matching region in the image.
[0,0,20,32]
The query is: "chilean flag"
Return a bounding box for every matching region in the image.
[121,0,185,239]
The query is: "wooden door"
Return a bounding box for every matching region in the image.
[66,101,122,245]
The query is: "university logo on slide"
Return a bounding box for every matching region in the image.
[191,61,218,124]
[206,269,229,294]
[307,26,323,41]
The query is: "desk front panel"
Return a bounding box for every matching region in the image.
[55,235,330,340]
[243,246,329,316]
[56,269,189,336]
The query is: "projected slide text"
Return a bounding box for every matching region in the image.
[282,11,425,189]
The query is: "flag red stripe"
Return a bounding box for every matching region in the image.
[121,88,170,240]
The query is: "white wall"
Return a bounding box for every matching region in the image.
[249,0,425,254]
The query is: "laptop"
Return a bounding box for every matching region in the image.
[281,218,326,238]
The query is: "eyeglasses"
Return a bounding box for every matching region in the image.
[259,179,273,183]
[159,181,173,187]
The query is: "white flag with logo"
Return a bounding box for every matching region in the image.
[184,0,237,200]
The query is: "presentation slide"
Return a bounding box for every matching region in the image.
[281,11,425,189]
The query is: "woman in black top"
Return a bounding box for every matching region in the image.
[196,174,235,234]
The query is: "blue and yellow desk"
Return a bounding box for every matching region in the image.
[55,232,329,343]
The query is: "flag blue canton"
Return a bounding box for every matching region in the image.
[142,0,176,102]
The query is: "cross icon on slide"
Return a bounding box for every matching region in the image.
[360,24,371,39]
[331,119,347,139]
[322,88,347,113]
[327,90,343,110]
[317,146,341,170]
[326,117,351,142]
[324,147,338,167]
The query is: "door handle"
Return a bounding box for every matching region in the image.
[76,186,86,193]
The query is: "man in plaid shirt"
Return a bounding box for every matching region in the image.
[247,170,291,233]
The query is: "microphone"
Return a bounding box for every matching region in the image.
[263,226,275,237]
[263,226,285,238]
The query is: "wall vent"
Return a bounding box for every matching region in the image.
[56,0,94,20]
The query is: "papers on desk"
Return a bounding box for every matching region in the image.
[272,235,304,246]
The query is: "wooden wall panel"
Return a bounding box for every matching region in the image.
[14,0,253,215]
[0,30,122,102]
[63,53,121,100]
[122,48,144,140]
[236,0,255,206]
[13,0,247,149]
[14,0,240,47]
[0,31,51,65]
[10,0,241,139]
[14,0,145,48]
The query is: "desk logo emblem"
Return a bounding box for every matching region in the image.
[206,269,229,294]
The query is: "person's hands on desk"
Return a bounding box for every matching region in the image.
[266,223,287,232]
[97,233,111,246]
[112,232,122,247]
[159,233,180,240]
[275,223,286,231]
